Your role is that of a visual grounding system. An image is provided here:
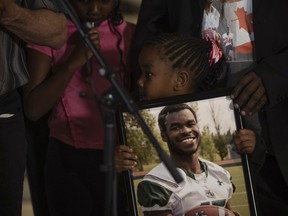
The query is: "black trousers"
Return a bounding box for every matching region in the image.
[45,138,131,216]
[25,114,50,216]
[45,138,108,216]
[253,154,288,215]
[0,91,27,216]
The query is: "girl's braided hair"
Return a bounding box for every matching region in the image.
[107,0,131,88]
[109,0,123,25]
[143,33,226,92]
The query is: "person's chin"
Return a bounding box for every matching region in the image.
[173,146,198,156]
[186,147,198,155]
[184,143,199,154]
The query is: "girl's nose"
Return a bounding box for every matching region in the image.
[137,75,144,88]
[90,2,101,13]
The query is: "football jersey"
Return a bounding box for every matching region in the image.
[137,158,234,216]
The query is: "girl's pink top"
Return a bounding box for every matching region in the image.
[28,19,135,149]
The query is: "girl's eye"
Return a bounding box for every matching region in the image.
[144,71,152,79]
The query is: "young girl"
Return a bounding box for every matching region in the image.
[23,0,134,215]
[118,33,255,173]
[137,33,224,100]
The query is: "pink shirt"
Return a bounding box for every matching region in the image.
[29,19,135,149]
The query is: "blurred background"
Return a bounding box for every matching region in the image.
[22,1,141,215]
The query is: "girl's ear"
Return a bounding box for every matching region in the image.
[173,70,190,91]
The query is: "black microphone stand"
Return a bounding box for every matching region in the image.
[58,1,184,216]
[100,92,119,216]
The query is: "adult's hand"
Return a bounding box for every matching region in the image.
[233,129,256,154]
[230,72,267,116]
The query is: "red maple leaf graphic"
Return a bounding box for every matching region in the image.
[235,7,249,31]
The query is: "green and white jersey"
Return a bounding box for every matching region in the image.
[137,158,234,216]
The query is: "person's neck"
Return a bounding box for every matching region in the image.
[171,154,202,174]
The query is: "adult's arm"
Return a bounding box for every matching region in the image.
[0,0,66,49]
[253,48,288,109]
[230,1,288,115]
[252,0,288,110]
[230,48,288,116]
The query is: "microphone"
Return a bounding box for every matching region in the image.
[84,22,95,30]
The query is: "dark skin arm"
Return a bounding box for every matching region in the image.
[23,29,100,121]
[115,145,138,173]
[233,129,256,154]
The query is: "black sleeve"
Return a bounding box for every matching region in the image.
[253,47,288,109]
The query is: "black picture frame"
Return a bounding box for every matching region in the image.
[117,88,258,216]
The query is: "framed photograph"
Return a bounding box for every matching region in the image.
[201,0,256,86]
[117,88,257,216]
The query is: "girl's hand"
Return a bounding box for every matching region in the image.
[68,28,100,68]
[233,129,256,154]
[85,28,101,58]
[115,145,138,173]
